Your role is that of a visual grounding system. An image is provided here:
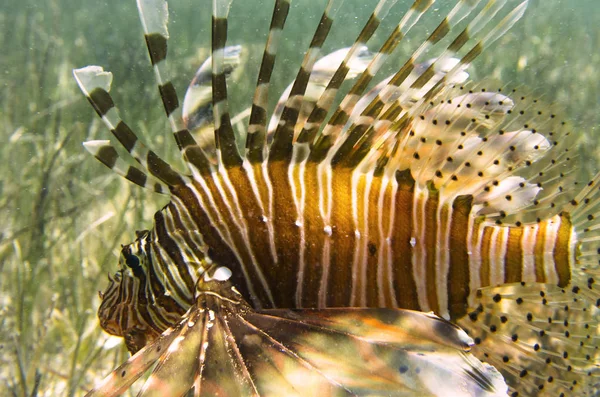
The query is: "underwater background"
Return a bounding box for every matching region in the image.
[0,0,599,395]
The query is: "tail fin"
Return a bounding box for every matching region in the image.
[565,172,600,304]
[458,282,600,396]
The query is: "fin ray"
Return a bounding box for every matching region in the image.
[137,0,213,174]
[73,66,183,187]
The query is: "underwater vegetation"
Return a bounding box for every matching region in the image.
[0,0,599,396]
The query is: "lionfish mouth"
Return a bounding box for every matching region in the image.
[98,316,121,337]
[97,272,124,336]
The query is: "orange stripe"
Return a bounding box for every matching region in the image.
[227,167,277,302]
[448,194,473,319]
[380,177,396,307]
[268,160,301,307]
[479,226,493,287]
[327,168,357,306]
[300,162,326,307]
[554,213,572,287]
[391,170,419,310]
[366,174,383,307]
[174,183,250,298]
[504,226,524,283]
[352,173,369,306]
[424,182,440,315]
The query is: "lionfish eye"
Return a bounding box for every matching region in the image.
[124,253,140,269]
[123,252,140,271]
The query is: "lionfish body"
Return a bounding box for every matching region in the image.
[76,0,600,395]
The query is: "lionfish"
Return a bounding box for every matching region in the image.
[75,0,600,395]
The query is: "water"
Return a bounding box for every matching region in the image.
[0,0,599,395]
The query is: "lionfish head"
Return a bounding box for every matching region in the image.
[98,231,159,353]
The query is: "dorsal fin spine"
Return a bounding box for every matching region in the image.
[361,0,502,127]
[293,0,401,147]
[83,141,169,194]
[414,1,528,111]
[316,0,482,166]
[268,0,344,162]
[73,66,184,187]
[211,0,243,168]
[136,0,213,175]
[246,0,292,164]
[306,0,439,159]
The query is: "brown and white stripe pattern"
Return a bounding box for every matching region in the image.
[159,164,574,321]
[77,0,600,395]
[268,0,344,160]
[79,0,579,331]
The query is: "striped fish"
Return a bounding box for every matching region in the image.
[75,0,600,395]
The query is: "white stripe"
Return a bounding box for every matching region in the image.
[241,159,275,262]
[376,175,390,306]
[385,176,399,308]
[212,0,232,19]
[488,227,501,286]
[151,243,189,307]
[289,145,308,307]
[137,0,169,37]
[350,169,363,306]
[360,172,375,306]
[412,186,429,311]
[317,157,334,307]
[521,225,537,282]
[264,28,282,56]
[543,216,561,284]
[102,108,120,130]
[318,238,331,308]
[437,202,452,320]
[467,215,482,308]
[217,166,276,307]
[213,100,226,131]
[494,227,508,285]
[186,177,262,306]
[262,157,277,265]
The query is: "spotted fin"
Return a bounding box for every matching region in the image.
[86,275,508,397]
[459,282,600,396]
